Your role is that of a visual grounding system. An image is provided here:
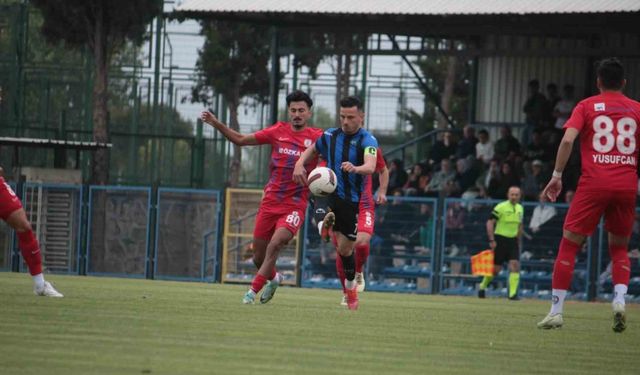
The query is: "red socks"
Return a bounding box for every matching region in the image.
[250,268,278,293]
[355,244,370,273]
[552,237,581,290]
[17,230,42,276]
[610,245,631,285]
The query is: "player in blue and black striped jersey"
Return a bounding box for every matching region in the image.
[294,96,378,310]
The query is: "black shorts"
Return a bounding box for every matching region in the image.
[313,196,330,224]
[494,235,519,265]
[328,195,358,241]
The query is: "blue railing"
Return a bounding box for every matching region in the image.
[2,183,639,303]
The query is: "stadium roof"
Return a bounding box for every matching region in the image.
[175,0,640,16]
[173,0,640,36]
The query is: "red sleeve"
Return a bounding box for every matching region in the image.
[375,148,386,172]
[563,102,586,131]
[254,123,280,145]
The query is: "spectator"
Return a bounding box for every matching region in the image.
[522,159,547,201]
[553,84,576,130]
[523,130,551,162]
[488,162,520,199]
[456,125,478,159]
[523,79,549,130]
[453,158,477,196]
[425,158,456,196]
[429,131,456,167]
[403,163,429,196]
[546,83,561,124]
[388,159,408,192]
[476,158,500,190]
[529,193,558,234]
[476,129,494,165]
[494,126,521,161]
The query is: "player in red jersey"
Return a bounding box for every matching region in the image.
[200,91,323,304]
[333,148,388,304]
[537,58,640,332]
[0,167,63,297]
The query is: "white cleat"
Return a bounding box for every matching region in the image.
[612,303,626,333]
[34,281,64,298]
[355,272,365,293]
[340,294,348,306]
[537,313,563,329]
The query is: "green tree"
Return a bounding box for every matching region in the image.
[402,56,471,134]
[31,0,161,184]
[191,21,271,187]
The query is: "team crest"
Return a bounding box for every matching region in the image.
[304,139,312,147]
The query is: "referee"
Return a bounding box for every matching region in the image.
[479,186,524,300]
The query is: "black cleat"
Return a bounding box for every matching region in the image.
[508,295,521,301]
[478,289,486,299]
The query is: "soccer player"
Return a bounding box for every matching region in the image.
[478,186,523,300]
[200,90,323,304]
[293,96,379,310]
[0,167,63,297]
[537,58,640,332]
[336,148,388,304]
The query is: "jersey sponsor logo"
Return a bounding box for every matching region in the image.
[594,103,605,111]
[278,147,301,156]
[592,154,637,166]
[304,139,312,147]
[277,137,290,141]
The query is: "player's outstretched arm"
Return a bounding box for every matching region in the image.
[542,127,578,201]
[293,144,318,185]
[199,110,258,146]
[376,165,389,205]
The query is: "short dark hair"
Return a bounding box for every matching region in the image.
[286,90,313,108]
[596,58,625,90]
[478,129,489,136]
[339,96,364,111]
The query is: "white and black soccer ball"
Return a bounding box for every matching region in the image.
[307,167,337,197]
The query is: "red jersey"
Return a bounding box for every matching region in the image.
[360,148,387,210]
[254,122,324,207]
[564,92,640,191]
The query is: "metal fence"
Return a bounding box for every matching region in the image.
[301,197,438,294]
[2,184,640,303]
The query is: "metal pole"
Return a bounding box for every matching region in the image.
[269,26,280,125]
[151,15,163,184]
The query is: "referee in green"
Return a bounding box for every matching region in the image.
[479,186,524,300]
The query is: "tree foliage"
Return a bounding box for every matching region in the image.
[31,0,160,184]
[192,20,272,187]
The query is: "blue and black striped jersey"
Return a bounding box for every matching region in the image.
[315,127,378,203]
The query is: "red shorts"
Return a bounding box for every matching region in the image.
[357,206,375,235]
[563,189,637,237]
[0,179,22,221]
[253,203,306,241]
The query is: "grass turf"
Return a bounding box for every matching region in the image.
[1,273,639,375]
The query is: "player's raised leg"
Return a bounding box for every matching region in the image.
[256,228,293,304]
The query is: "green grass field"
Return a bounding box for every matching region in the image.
[1,273,639,375]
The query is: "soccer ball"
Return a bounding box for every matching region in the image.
[307,167,337,196]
